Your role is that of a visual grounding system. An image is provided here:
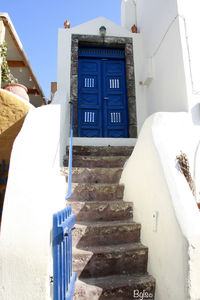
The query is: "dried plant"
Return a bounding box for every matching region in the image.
[0,41,18,84]
[176,152,195,196]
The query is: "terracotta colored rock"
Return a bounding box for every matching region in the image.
[131,24,138,33]
[3,83,29,102]
[64,20,70,28]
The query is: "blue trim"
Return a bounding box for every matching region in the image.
[66,102,74,200]
[79,46,125,59]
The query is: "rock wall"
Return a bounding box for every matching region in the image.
[0,89,30,221]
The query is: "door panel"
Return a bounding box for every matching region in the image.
[78,59,102,137]
[103,60,129,138]
[78,57,129,138]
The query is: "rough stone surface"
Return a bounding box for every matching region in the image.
[71,62,78,75]
[68,146,134,156]
[0,90,30,221]
[127,79,136,97]
[73,243,148,278]
[125,43,134,56]
[74,274,155,300]
[71,75,78,100]
[73,221,141,247]
[0,90,29,134]
[70,200,133,222]
[64,155,129,168]
[65,146,155,299]
[70,183,124,201]
[126,54,134,66]
[64,167,123,184]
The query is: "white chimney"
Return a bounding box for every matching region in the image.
[121,0,136,31]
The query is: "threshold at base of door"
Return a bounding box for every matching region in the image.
[71,138,137,147]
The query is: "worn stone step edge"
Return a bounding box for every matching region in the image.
[69,201,133,221]
[68,200,133,207]
[73,242,148,278]
[68,200,132,205]
[63,155,129,168]
[70,183,124,187]
[74,220,140,233]
[61,167,123,175]
[66,146,134,156]
[73,242,147,254]
[73,220,141,246]
[69,183,124,201]
[61,167,123,183]
[70,183,124,190]
[69,198,124,202]
[74,274,155,300]
[75,219,140,228]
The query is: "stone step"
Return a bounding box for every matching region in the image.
[67,146,134,157]
[62,167,123,184]
[73,220,141,247]
[74,274,155,300]
[68,201,133,222]
[63,155,129,168]
[69,183,124,202]
[73,242,148,278]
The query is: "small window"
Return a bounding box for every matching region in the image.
[109,79,120,89]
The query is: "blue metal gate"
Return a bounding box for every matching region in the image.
[78,47,129,138]
[53,206,76,300]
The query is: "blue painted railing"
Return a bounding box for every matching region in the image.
[53,206,76,300]
[66,102,74,200]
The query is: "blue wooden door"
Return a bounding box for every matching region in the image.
[78,57,129,137]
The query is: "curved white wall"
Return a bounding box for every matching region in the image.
[121,112,200,300]
[0,104,67,300]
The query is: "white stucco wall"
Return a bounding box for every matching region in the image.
[136,0,178,57]
[121,112,200,300]
[54,16,134,108]
[121,0,200,129]
[0,103,67,300]
[53,17,137,146]
[176,0,200,124]
[145,17,188,116]
[178,0,200,94]
[121,0,193,131]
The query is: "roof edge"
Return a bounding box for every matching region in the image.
[0,13,46,104]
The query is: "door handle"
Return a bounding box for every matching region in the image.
[104,97,109,100]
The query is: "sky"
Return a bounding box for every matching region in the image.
[1,0,122,100]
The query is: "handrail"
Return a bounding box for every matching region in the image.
[66,101,74,200]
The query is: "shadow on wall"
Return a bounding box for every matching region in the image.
[191,103,200,125]
[0,89,30,223]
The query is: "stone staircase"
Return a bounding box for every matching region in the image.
[63,146,155,300]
